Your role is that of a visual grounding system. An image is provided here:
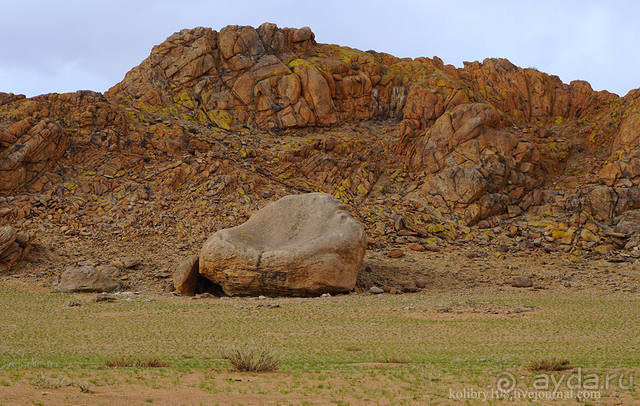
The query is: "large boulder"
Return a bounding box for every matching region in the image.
[55,266,121,293]
[199,193,366,296]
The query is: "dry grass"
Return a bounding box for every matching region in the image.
[526,357,572,372]
[225,347,280,372]
[104,356,169,368]
[1,283,638,403]
[378,356,410,364]
[32,374,91,392]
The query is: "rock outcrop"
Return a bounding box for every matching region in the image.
[403,103,544,224]
[1,22,640,274]
[199,193,367,296]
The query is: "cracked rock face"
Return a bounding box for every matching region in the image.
[199,193,367,296]
[404,103,543,225]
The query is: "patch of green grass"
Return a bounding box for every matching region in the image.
[0,283,638,402]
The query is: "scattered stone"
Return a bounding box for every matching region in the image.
[510,276,533,288]
[387,249,404,258]
[55,266,121,293]
[155,269,171,279]
[401,280,419,293]
[415,279,428,289]
[65,300,82,307]
[95,293,117,302]
[256,303,280,309]
[114,257,142,269]
[408,243,426,252]
[321,293,331,297]
[368,286,384,294]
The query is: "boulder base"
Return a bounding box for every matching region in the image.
[199,193,367,296]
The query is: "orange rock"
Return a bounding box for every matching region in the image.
[387,249,404,258]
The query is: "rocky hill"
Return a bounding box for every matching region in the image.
[2,23,640,287]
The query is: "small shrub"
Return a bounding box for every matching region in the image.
[104,357,135,368]
[104,357,169,368]
[526,358,572,372]
[379,356,409,364]
[31,374,91,392]
[137,357,169,368]
[225,346,280,372]
[32,374,65,389]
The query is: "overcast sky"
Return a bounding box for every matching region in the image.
[1,0,637,97]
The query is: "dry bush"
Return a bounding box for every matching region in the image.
[378,355,409,364]
[104,356,169,368]
[526,358,572,372]
[225,346,280,372]
[32,374,91,392]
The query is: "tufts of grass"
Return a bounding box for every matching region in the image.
[526,358,572,372]
[224,346,280,372]
[104,357,169,368]
[379,356,410,364]
[31,373,91,392]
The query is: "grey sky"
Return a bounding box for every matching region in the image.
[1,0,637,97]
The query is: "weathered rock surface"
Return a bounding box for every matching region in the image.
[404,103,543,224]
[0,226,30,271]
[172,255,200,296]
[55,265,121,293]
[199,193,367,296]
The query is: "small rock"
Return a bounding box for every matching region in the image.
[55,266,121,293]
[65,300,82,307]
[415,279,428,289]
[368,286,384,294]
[408,243,425,252]
[155,269,171,279]
[115,257,142,269]
[321,293,331,297]
[95,293,117,302]
[258,295,267,300]
[511,276,533,288]
[401,280,419,293]
[387,249,404,258]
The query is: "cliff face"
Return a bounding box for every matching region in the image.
[2,23,640,255]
